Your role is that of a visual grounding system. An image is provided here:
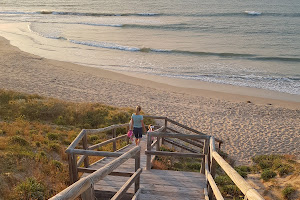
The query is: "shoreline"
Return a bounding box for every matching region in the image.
[0,36,299,165]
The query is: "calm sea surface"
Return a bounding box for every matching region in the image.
[0,0,299,95]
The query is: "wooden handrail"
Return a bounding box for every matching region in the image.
[66,129,87,153]
[72,149,123,157]
[88,134,127,150]
[209,137,264,200]
[85,123,129,134]
[166,117,223,144]
[111,168,143,200]
[149,132,210,139]
[166,127,204,147]
[145,150,205,158]
[50,146,140,200]
[205,155,224,200]
[163,138,199,153]
[144,115,167,119]
[77,134,128,167]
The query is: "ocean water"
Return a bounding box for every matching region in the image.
[0,0,299,95]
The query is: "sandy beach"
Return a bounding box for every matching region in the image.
[0,36,299,165]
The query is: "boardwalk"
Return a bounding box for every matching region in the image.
[50,118,264,200]
[82,136,206,199]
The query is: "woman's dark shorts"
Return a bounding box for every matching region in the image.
[133,127,143,138]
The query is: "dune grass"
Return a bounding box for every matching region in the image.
[0,89,153,199]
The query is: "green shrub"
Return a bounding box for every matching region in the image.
[261,169,276,181]
[234,166,251,178]
[88,135,100,143]
[49,143,60,153]
[160,145,174,152]
[215,175,234,185]
[278,165,293,177]
[272,159,284,169]
[252,154,283,164]
[9,136,29,146]
[258,160,273,169]
[15,177,46,200]
[220,185,243,197]
[35,141,41,147]
[0,129,6,135]
[186,162,201,171]
[51,160,63,171]
[174,162,183,169]
[282,185,296,200]
[36,151,48,162]
[46,133,60,141]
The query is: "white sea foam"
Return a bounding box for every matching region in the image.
[244,11,262,15]
[79,22,123,27]
[69,40,140,51]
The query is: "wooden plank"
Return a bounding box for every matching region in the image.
[66,129,86,153]
[146,133,151,170]
[144,115,167,119]
[206,172,224,200]
[166,127,205,147]
[134,152,141,193]
[145,150,204,158]
[149,132,210,140]
[88,134,127,150]
[111,168,142,200]
[180,138,204,148]
[78,167,134,177]
[112,128,117,152]
[72,149,123,157]
[85,123,128,134]
[163,138,199,153]
[94,190,133,200]
[132,188,141,200]
[166,118,223,143]
[82,134,89,168]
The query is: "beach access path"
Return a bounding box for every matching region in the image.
[81,136,206,200]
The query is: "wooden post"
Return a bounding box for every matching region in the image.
[146,132,152,170]
[164,118,168,131]
[126,126,129,144]
[200,139,209,174]
[135,151,141,192]
[113,128,117,152]
[68,153,78,184]
[81,184,95,200]
[210,137,217,179]
[156,136,160,151]
[82,134,89,168]
[210,157,217,179]
[205,155,213,200]
[162,118,168,145]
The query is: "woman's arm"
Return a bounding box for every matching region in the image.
[130,117,134,130]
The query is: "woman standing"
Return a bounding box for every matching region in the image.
[130,105,146,146]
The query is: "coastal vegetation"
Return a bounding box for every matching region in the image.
[153,146,299,200]
[0,89,153,199]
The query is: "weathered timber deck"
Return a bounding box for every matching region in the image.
[81,136,206,200]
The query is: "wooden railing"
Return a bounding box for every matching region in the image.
[50,123,143,200]
[50,115,264,200]
[144,115,264,200]
[50,146,141,200]
[65,123,130,183]
[208,137,264,200]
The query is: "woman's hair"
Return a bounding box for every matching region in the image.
[136,105,141,112]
